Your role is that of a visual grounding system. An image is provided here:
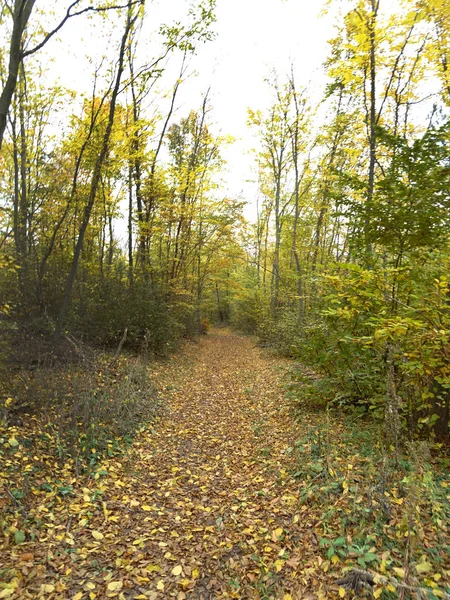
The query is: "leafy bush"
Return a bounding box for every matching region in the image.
[275,256,450,437]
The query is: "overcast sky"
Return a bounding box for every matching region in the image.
[38,0,336,220]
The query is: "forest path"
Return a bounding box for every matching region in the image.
[2,330,329,600]
[112,329,323,600]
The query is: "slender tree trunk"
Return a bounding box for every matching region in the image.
[13,64,30,311]
[255,193,262,285]
[129,77,145,265]
[108,213,114,267]
[263,210,270,294]
[290,131,303,317]
[365,0,378,261]
[312,87,344,276]
[12,115,20,256]
[128,164,134,287]
[196,207,203,333]
[215,282,224,322]
[271,161,283,316]
[56,3,138,335]
[145,53,187,267]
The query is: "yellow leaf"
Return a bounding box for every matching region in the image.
[393,567,405,579]
[73,594,83,600]
[172,565,183,576]
[273,527,283,539]
[142,505,152,511]
[146,564,162,573]
[41,585,55,593]
[331,554,340,564]
[274,559,284,572]
[92,530,104,540]
[107,581,123,592]
[373,589,383,599]
[321,560,330,572]
[416,561,432,575]
[86,583,96,590]
[0,591,15,599]
[339,587,346,598]
[156,581,164,591]
[283,595,293,600]
[8,437,18,447]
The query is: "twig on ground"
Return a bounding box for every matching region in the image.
[110,328,128,368]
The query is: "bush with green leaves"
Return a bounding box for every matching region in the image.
[284,254,450,437]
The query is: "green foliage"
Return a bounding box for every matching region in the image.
[289,410,450,595]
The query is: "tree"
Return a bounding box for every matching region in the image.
[56,1,142,335]
[0,0,146,150]
[248,76,292,316]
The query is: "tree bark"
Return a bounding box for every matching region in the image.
[365,0,379,261]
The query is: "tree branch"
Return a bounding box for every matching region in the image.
[22,0,142,58]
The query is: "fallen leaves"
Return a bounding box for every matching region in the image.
[106,581,123,591]
[1,330,448,599]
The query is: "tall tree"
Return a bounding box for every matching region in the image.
[56,1,142,335]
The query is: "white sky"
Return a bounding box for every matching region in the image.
[34,0,336,222]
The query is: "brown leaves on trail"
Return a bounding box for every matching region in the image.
[0,330,363,598]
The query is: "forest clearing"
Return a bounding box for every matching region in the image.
[2,0,450,598]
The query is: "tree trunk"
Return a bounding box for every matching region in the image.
[55,3,138,336]
[0,0,36,150]
[271,156,284,317]
[365,0,378,261]
[128,164,134,287]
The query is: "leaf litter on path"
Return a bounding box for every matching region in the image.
[1,330,337,599]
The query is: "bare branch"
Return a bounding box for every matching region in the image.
[22,0,142,58]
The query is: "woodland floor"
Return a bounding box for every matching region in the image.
[1,329,332,599]
[1,330,449,599]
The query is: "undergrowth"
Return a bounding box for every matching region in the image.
[286,372,450,599]
[0,354,161,501]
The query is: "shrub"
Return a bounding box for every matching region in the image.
[46,357,160,469]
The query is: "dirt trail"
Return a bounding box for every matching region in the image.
[112,330,323,599]
[3,330,328,599]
